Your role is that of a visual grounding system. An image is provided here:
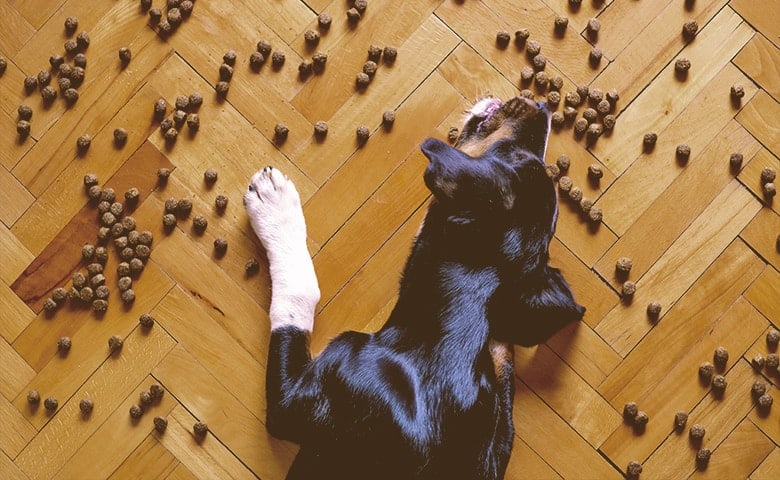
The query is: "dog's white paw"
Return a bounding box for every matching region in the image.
[244,166,306,255]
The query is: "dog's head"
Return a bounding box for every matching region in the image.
[421,97,584,347]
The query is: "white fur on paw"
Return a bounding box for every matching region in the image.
[244,166,306,254]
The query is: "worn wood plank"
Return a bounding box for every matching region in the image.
[0,336,35,402]
[751,447,780,480]
[733,33,780,102]
[107,435,179,480]
[737,90,780,161]
[744,266,780,327]
[740,208,780,271]
[690,420,775,480]
[738,148,780,215]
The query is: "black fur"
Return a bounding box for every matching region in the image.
[266,99,584,479]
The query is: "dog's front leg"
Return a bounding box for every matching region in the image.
[245,166,321,441]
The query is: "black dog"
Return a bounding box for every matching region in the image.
[244,96,585,480]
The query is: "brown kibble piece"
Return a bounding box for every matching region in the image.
[766,353,779,370]
[79,398,94,414]
[363,60,377,77]
[554,15,569,33]
[568,186,583,203]
[76,31,90,50]
[647,301,662,318]
[674,411,688,430]
[215,194,228,211]
[752,380,768,398]
[696,448,711,469]
[496,30,510,48]
[215,81,229,97]
[622,281,636,297]
[193,421,208,436]
[192,214,208,232]
[204,168,218,184]
[574,118,588,134]
[729,152,743,170]
[18,104,33,121]
[245,258,260,274]
[113,128,128,147]
[355,72,370,88]
[643,132,657,149]
[57,336,72,352]
[154,416,168,433]
[129,404,143,419]
[626,461,642,478]
[177,198,192,216]
[730,83,745,99]
[274,123,289,142]
[219,63,233,81]
[119,47,132,64]
[588,164,603,180]
[767,329,780,349]
[318,12,332,29]
[526,40,541,57]
[383,46,398,64]
[130,258,144,274]
[108,335,123,352]
[304,29,320,46]
[121,289,136,303]
[682,20,698,40]
[17,120,31,137]
[675,58,691,73]
[150,383,165,399]
[711,374,727,394]
[41,86,58,103]
[162,213,177,229]
[713,346,729,370]
[314,120,329,137]
[689,423,705,440]
[27,390,40,404]
[551,111,565,128]
[346,8,361,23]
[139,313,154,328]
[52,287,69,304]
[633,411,649,428]
[222,50,237,66]
[43,297,58,312]
[44,397,58,412]
[24,75,38,93]
[616,257,633,274]
[140,390,153,407]
[37,70,51,87]
[189,92,203,109]
[623,401,638,420]
[356,125,370,144]
[520,66,534,83]
[118,276,132,292]
[214,237,228,255]
[65,16,78,34]
[761,167,777,184]
[589,48,602,65]
[698,362,714,382]
[676,144,691,161]
[558,176,573,193]
[514,28,530,46]
[764,183,776,197]
[758,393,773,410]
[752,353,765,371]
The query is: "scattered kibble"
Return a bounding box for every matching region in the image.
[64,16,79,33]
[162,213,177,229]
[76,31,90,50]
[622,281,636,297]
[558,176,573,193]
[113,128,128,147]
[215,194,228,211]
[766,353,779,370]
[676,144,691,162]
[689,423,705,440]
[245,258,260,274]
[43,297,58,312]
[192,214,208,232]
[154,416,168,433]
[362,60,377,78]
[568,186,583,203]
[698,362,714,383]
[713,347,729,370]
[193,421,209,436]
[108,335,124,352]
[271,51,285,68]
[18,104,33,121]
[765,183,776,197]
[520,66,534,83]
[383,46,398,64]
[526,40,541,57]
[729,152,743,171]
[129,404,143,419]
[554,15,568,33]
[551,111,565,127]
[545,164,560,180]
[767,329,780,349]
[222,50,237,67]
[626,461,642,478]
[496,30,510,48]
[204,168,218,184]
[149,383,165,400]
[579,198,593,214]
[215,81,229,97]
[118,276,132,292]
[355,72,370,88]
[674,411,688,431]
[588,164,603,180]
[757,393,773,410]
[274,123,289,143]
[356,125,370,144]
[17,120,31,137]
[314,120,329,138]
[24,75,38,93]
[79,398,94,414]
[761,167,777,184]
[27,390,40,404]
[752,381,768,398]
[589,47,602,65]
[214,237,228,255]
[616,257,633,275]
[52,288,69,304]
[633,411,649,430]
[574,118,588,134]
[219,63,233,81]
[140,390,153,407]
[318,12,332,29]
[674,58,691,74]
[682,20,699,40]
[177,198,192,216]
[565,91,582,107]
[643,132,657,150]
[532,54,547,71]
[647,301,662,318]
[696,448,711,470]
[623,402,638,420]
[139,313,154,328]
[303,29,320,46]
[118,47,132,64]
[730,83,744,99]
[514,29,530,46]
[711,374,727,394]
[44,397,58,412]
[752,354,765,371]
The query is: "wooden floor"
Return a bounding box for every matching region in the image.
[1,0,779,478]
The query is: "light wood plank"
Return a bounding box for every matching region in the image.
[107,435,179,480]
[0,336,35,401]
[740,208,780,271]
[690,419,774,480]
[0,396,36,460]
[730,0,780,48]
[745,267,780,331]
[738,148,780,215]
[0,279,34,344]
[751,447,780,480]
[733,33,780,101]
[737,90,780,161]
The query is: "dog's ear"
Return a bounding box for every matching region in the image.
[488,266,585,346]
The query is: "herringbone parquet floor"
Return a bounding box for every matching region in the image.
[1,1,779,479]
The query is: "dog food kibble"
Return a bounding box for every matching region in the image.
[253,40,271,60]
[312,51,328,72]
[674,411,688,430]
[109,202,124,217]
[118,276,132,292]
[149,7,162,23]
[587,164,604,181]
[547,91,561,106]
[589,48,603,65]
[314,121,329,137]
[73,272,88,289]
[129,404,143,419]
[711,374,727,393]
[248,52,265,69]
[318,12,332,29]
[43,297,58,312]
[41,85,58,103]
[37,70,51,87]
[219,63,233,81]
[108,335,124,352]
[699,362,714,382]
[79,398,94,414]
[52,287,69,304]
[154,416,168,433]
[622,281,636,297]
[525,40,541,58]
[17,120,31,137]
[602,114,616,131]
[758,393,773,410]
[117,262,131,277]
[730,83,745,99]
[221,50,237,67]
[696,448,711,470]
[164,198,178,213]
[76,31,90,50]
[586,123,603,140]
[149,383,165,400]
[675,58,691,73]
[213,237,228,255]
[27,390,40,404]
[634,411,649,428]
[761,167,777,184]
[558,176,573,193]
[271,51,285,68]
[362,60,378,78]
[623,402,639,421]
[44,397,58,412]
[18,104,33,121]
[513,29,530,47]
[568,186,583,203]
[193,421,209,436]
[355,71,370,88]
[245,257,260,274]
[179,0,193,17]
[57,336,72,352]
[304,29,320,46]
[713,347,729,369]
[272,123,289,144]
[682,20,698,40]
[215,194,229,211]
[626,461,642,478]
[192,214,208,232]
[90,274,106,289]
[356,125,370,144]
[574,118,588,134]
[763,183,776,197]
[115,236,129,250]
[119,247,134,261]
[534,71,549,88]
[766,353,779,370]
[23,75,38,93]
[551,111,565,127]
[520,66,534,83]
[166,7,182,27]
[125,188,140,205]
[646,301,662,318]
[579,198,593,214]
[82,244,96,262]
[139,390,153,407]
[766,329,780,349]
[447,127,459,144]
[354,0,368,13]
[139,313,155,328]
[383,46,398,64]
[162,213,177,229]
[496,30,510,48]
[752,380,768,398]
[563,107,578,122]
[565,91,582,107]
[215,81,230,97]
[173,109,187,127]
[549,76,564,92]
[135,244,151,261]
[596,99,611,115]
[587,17,601,34]
[727,152,743,171]
[129,258,144,274]
[204,168,218,184]
[643,132,657,149]
[554,15,569,32]
[519,90,533,99]
[118,47,132,65]
[689,424,705,441]
[533,54,547,72]
[675,144,692,162]
[177,198,192,216]
[752,354,765,370]
[95,285,109,300]
[113,128,128,147]
[160,119,174,135]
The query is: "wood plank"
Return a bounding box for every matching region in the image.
[506,437,563,480]
[0,2,35,67]
[737,90,780,161]
[0,279,34,344]
[0,164,35,230]
[107,435,179,480]
[595,120,762,286]
[590,7,754,175]
[152,346,296,480]
[0,336,35,401]
[515,343,622,447]
[595,65,759,237]
[514,378,622,479]
[733,33,780,102]
[0,222,34,286]
[0,396,36,460]
[729,0,780,48]
[14,326,176,479]
[55,375,178,480]
[622,360,757,478]
[165,463,197,480]
[598,241,765,404]
[745,267,780,328]
[751,447,780,480]
[0,449,29,480]
[740,208,780,271]
[7,0,66,30]
[688,420,774,480]
[0,90,36,172]
[596,180,762,355]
